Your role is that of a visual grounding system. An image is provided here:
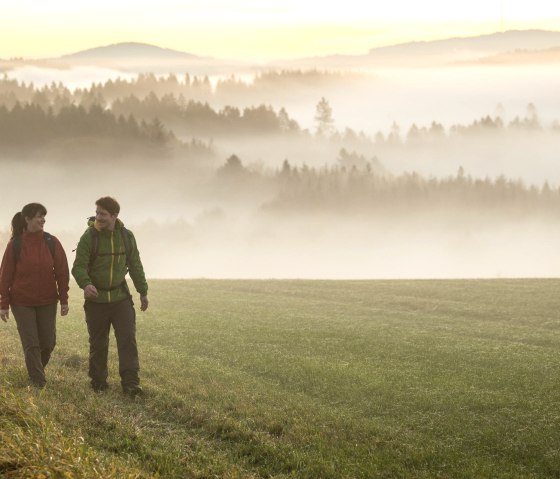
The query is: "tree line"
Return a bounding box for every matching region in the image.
[1,73,553,142]
[0,70,356,107]
[111,94,300,137]
[218,155,560,217]
[0,102,173,147]
[0,87,554,148]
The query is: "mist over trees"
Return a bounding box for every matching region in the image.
[0,70,359,109]
[1,68,560,212]
[213,154,560,220]
[0,66,559,278]
[0,70,559,213]
[0,72,557,158]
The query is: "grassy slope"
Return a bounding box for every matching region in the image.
[1,279,560,478]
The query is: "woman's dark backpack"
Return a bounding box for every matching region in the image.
[12,233,55,263]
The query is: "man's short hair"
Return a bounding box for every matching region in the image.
[96,197,120,216]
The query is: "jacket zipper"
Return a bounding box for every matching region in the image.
[108,231,115,302]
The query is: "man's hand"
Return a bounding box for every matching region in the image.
[61,304,69,316]
[0,309,9,322]
[84,284,99,299]
[140,295,149,312]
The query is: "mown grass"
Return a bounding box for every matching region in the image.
[2,279,560,478]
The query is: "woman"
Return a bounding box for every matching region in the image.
[0,203,70,388]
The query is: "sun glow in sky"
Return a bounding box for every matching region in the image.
[2,0,560,60]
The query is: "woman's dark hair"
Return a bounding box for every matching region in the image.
[96,196,120,216]
[11,203,47,236]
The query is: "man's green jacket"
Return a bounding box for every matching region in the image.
[72,219,148,303]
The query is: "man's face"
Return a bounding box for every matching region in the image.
[95,206,117,231]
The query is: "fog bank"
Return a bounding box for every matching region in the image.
[2,62,560,279]
[2,216,556,280]
[0,159,558,279]
[133,216,560,279]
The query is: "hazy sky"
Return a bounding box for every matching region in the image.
[2,1,560,61]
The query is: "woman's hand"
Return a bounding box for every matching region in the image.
[0,309,9,322]
[61,304,69,316]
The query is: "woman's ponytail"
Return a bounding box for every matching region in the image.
[11,212,26,237]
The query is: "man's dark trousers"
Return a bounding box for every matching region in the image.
[84,297,139,388]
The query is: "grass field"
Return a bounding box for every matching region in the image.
[1,279,560,478]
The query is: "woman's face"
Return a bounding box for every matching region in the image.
[25,211,46,232]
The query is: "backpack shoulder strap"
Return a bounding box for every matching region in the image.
[88,227,99,271]
[43,232,56,259]
[12,235,22,263]
[120,226,132,264]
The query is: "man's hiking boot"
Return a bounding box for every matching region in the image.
[123,385,144,398]
[91,381,109,393]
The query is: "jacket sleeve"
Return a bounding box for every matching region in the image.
[127,231,148,296]
[0,240,15,309]
[71,231,93,289]
[53,237,70,305]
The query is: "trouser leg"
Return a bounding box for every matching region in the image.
[35,304,57,367]
[111,298,139,388]
[84,301,111,385]
[12,305,47,386]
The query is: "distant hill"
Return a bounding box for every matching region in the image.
[53,42,252,75]
[465,47,560,65]
[270,30,560,69]
[367,30,560,58]
[62,42,202,60]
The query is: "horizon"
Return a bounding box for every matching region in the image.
[4,28,560,63]
[3,1,560,61]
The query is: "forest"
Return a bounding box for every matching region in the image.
[0,68,558,278]
[1,71,559,214]
[0,72,549,138]
[0,72,554,152]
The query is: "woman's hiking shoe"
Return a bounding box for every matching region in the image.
[92,382,109,393]
[123,385,144,397]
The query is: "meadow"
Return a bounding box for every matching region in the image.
[1,278,560,478]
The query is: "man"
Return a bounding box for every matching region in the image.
[72,197,149,396]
